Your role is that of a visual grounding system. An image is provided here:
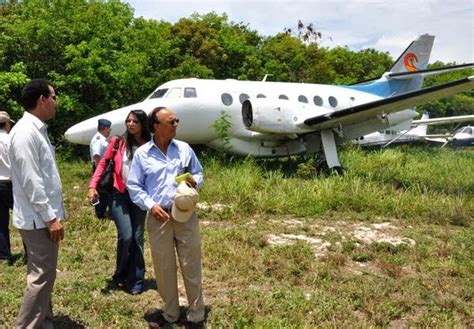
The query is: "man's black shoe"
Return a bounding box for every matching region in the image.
[182,320,205,329]
[148,314,176,328]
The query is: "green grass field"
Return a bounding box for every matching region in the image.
[1,146,473,328]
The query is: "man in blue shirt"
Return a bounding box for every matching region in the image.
[127,107,205,327]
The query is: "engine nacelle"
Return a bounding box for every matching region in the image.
[242,99,312,134]
[382,109,418,127]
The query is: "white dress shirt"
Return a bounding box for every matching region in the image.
[90,131,108,162]
[0,130,10,180]
[8,111,65,230]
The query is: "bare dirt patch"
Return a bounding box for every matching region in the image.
[265,219,415,258]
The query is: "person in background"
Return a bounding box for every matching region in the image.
[0,111,15,264]
[127,107,205,328]
[9,79,65,328]
[90,118,112,218]
[87,110,151,295]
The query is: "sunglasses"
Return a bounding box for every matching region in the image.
[166,118,180,125]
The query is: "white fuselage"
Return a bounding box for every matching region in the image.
[65,78,411,156]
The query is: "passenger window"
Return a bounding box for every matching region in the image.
[239,93,250,104]
[279,95,289,100]
[150,89,168,99]
[328,96,338,108]
[257,94,266,98]
[221,93,233,106]
[167,88,182,98]
[298,95,308,103]
[313,96,323,106]
[184,87,197,98]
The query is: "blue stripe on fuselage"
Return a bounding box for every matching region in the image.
[344,77,423,98]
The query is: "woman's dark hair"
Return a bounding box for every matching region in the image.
[124,110,151,160]
[20,79,52,111]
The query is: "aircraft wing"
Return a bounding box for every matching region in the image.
[303,76,474,131]
[411,114,474,126]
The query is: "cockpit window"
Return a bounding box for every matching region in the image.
[150,88,168,99]
[167,88,182,98]
[184,87,197,98]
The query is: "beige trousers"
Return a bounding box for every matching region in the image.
[16,228,58,329]
[147,212,204,323]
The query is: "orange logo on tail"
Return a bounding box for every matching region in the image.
[404,52,418,72]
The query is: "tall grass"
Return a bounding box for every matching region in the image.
[202,146,473,225]
[0,146,472,327]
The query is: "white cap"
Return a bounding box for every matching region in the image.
[172,182,198,222]
[0,111,14,123]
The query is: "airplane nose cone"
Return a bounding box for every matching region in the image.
[64,124,87,145]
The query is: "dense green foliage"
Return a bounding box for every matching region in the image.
[1,0,471,155]
[1,147,473,327]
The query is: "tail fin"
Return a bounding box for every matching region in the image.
[390,34,434,73]
[409,111,430,136]
[348,34,435,97]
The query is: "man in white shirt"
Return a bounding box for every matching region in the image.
[89,118,111,218]
[9,79,65,328]
[90,118,111,171]
[0,111,15,264]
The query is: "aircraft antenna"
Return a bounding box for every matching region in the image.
[262,74,273,82]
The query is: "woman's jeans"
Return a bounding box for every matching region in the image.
[109,189,146,292]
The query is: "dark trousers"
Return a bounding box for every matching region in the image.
[92,164,109,219]
[0,182,13,260]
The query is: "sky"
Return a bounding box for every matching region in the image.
[126,0,474,64]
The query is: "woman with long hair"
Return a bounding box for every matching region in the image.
[87,110,151,294]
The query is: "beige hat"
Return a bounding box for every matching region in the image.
[0,111,14,124]
[172,182,198,222]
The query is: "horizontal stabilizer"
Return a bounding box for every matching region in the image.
[388,63,473,80]
[412,114,474,126]
[304,77,474,130]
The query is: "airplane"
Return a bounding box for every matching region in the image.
[426,125,474,147]
[353,112,474,148]
[65,34,474,173]
[448,125,474,147]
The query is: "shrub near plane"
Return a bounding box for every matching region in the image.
[65,34,474,172]
[353,112,474,148]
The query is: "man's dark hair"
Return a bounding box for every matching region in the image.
[20,79,52,111]
[147,107,167,133]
